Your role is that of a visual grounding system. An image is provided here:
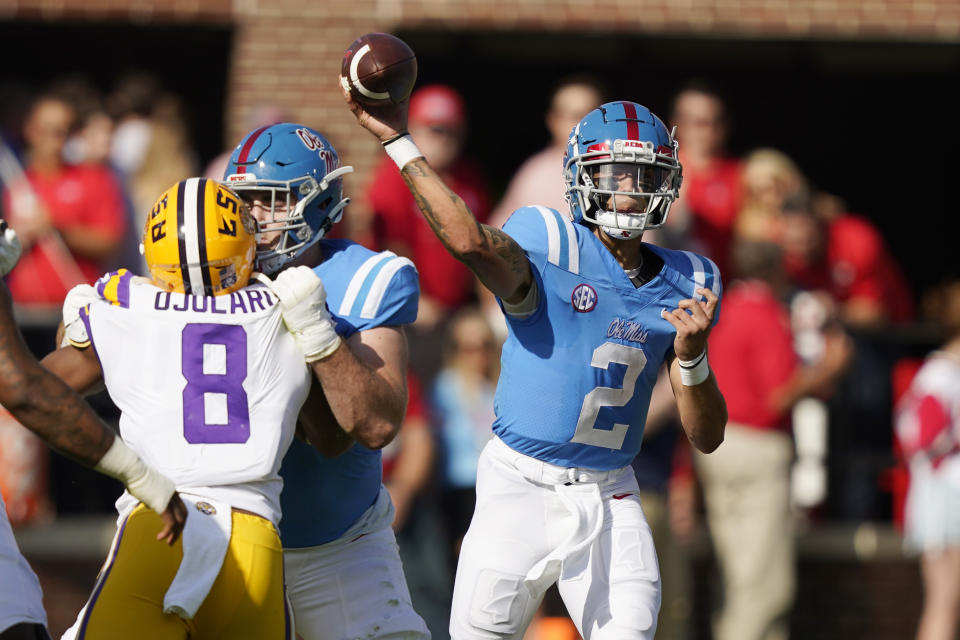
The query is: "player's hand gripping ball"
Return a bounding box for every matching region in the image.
[340,33,418,106]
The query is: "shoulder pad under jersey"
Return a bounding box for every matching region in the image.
[502,205,583,275]
[64,269,137,347]
[316,239,419,335]
[93,268,136,307]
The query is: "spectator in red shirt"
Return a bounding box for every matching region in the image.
[2,91,127,354]
[697,239,851,640]
[780,191,914,328]
[663,81,743,274]
[779,190,917,521]
[1,90,131,525]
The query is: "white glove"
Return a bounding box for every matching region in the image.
[259,267,341,363]
[0,221,22,277]
[61,284,99,347]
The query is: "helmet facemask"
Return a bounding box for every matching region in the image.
[228,166,352,275]
[567,138,681,240]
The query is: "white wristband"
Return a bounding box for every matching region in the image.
[383,133,423,170]
[678,350,710,386]
[95,437,176,514]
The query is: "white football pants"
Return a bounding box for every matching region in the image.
[450,437,660,640]
[284,525,431,640]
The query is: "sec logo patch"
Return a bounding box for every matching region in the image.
[571,284,598,312]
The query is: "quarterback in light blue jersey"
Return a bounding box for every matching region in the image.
[224,123,429,640]
[346,88,728,640]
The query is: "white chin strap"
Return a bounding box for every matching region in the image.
[601,225,643,240]
[594,210,648,240]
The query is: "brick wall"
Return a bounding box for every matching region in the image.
[2,0,959,198]
[221,0,960,184]
[226,2,379,175]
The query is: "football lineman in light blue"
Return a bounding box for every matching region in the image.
[347,93,728,640]
[278,239,418,547]
[225,123,429,640]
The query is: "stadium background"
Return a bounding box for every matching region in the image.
[2,0,959,637]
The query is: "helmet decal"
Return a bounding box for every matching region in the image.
[231,125,272,174]
[618,101,641,140]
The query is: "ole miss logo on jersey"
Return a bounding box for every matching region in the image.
[571,284,598,312]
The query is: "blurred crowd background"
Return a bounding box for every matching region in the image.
[1,2,960,639]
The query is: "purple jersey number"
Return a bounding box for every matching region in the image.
[181,323,250,444]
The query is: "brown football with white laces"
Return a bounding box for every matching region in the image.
[340,33,418,106]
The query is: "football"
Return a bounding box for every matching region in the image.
[340,33,418,106]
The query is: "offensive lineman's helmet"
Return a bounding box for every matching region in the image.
[224,123,353,274]
[143,178,256,296]
[563,101,682,240]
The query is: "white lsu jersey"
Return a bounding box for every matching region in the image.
[76,270,312,524]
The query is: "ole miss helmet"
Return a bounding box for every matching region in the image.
[224,123,353,275]
[563,101,682,240]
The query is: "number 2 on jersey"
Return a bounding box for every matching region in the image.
[571,342,648,450]
[181,324,251,444]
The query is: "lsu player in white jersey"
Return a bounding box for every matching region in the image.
[346,89,728,640]
[222,123,429,640]
[42,178,335,639]
[0,225,184,640]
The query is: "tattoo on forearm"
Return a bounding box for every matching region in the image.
[401,160,464,251]
[400,159,530,296]
[403,161,430,178]
[0,291,113,467]
[26,373,114,466]
[484,227,529,280]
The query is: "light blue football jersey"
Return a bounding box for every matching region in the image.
[494,206,722,471]
[278,239,419,548]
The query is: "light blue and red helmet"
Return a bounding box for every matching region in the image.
[223,123,353,274]
[563,101,682,240]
